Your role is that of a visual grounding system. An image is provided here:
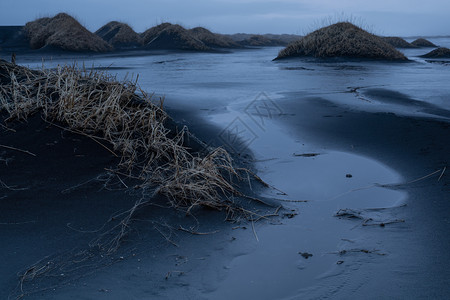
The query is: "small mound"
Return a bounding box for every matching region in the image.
[24,13,112,52]
[382,37,416,48]
[421,47,450,58]
[95,21,142,49]
[188,27,239,48]
[238,35,287,47]
[411,38,437,48]
[145,24,209,51]
[141,23,173,44]
[275,22,407,61]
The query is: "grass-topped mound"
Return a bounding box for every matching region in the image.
[95,21,142,49]
[275,22,407,61]
[0,59,257,213]
[24,13,112,52]
[0,58,278,250]
[420,47,450,58]
[382,37,416,48]
[411,38,437,47]
[145,24,209,51]
[189,27,239,48]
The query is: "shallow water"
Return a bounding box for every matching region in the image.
[18,37,450,116]
[10,37,450,298]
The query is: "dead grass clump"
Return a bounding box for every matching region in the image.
[0,59,252,214]
[276,22,407,61]
[95,21,143,48]
[381,37,416,48]
[24,13,112,52]
[421,47,450,58]
[411,38,437,48]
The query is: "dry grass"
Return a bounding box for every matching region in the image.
[95,21,143,48]
[24,13,112,52]
[276,22,407,61]
[0,59,256,215]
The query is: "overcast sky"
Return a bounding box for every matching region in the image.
[1,0,449,36]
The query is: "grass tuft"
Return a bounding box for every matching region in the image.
[0,59,257,215]
[275,22,407,61]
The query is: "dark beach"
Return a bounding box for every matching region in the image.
[1,30,450,300]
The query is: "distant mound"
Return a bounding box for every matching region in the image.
[382,37,416,48]
[141,23,173,45]
[275,22,407,61]
[421,47,450,58]
[411,38,437,47]
[24,13,112,52]
[189,27,239,48]
[95,21,142,49]
[145,24,209,51]
[238,35,286,47]
[229,33,301,47]
[264,34,302,45]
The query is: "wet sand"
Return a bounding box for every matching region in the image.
[1,46,450,299]
[272,93,450,299]
[2,92,448,299]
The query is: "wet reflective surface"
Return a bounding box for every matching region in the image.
[11,37,450,299]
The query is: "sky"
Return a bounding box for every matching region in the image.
[1,0,449,37]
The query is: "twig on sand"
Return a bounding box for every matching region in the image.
[276,198,309,203]
[0,122,16,132]
[116,174,128,189]
[165,270,184,280]
[104,168,144,181]
[0,220,36,225]
[251,219,259,242]
[43,118,119,158]
[254,205,282,222]
[328,248,386,256]
[154,225,179,248]
[178,226,219,235]
[0,179,28,191]
[438,167,446,182]
[362,219,405,227]
[378,169,443,188]
[60,177,99,194]
[0,144,36,157]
